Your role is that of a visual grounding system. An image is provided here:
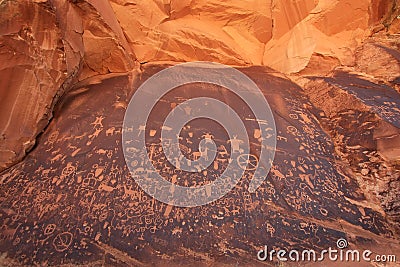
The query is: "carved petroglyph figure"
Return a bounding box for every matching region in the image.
[106,127,116,136]
[52,232,73,252]
[201,133,214,144]
[227,136,244,153]
[91,116,105,129]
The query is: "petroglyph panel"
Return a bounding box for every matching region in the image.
[0,66,398,266]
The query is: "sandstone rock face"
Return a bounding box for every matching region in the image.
[304,71,400,234]
[355,35,400,82]
[0,0,399,266]
[0,0,138,172]
[0,65,399,266]
[111,0,398,73]
[0,1,69,172]
[1,0,399,172]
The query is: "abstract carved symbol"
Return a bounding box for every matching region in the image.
[44,224,56,235]
[123,62,277,207]
[336,238,348,249]
[237,154,259,171]
[52,232,73,252]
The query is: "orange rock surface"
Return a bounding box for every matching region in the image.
[111,0,396,72]
[1,0,398,172]
[0,1,68,171]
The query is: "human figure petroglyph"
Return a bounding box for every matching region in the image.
[173,156,182,170]
[91,116,105,129]
[109,164,121,178]
[88,128,103,140]
[227,135,244,153]
[0,227,21,244]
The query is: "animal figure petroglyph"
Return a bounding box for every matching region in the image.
[106,127,115,136]
[266,223,275,237]
[98,183,116,192]
[123,185,139,199]
[89,128,102,139]
[201,133,214,144]
[67,144,78,151]
[91,116,105,129]
[51,154,66,163]
[96,149,107,155]
[74,133,86,141]
[227,136,243,153]
[277,135,288,142]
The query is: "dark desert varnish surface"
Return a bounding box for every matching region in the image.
[0,65,399,266]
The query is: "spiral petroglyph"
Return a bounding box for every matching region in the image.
[336,238,349,249]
